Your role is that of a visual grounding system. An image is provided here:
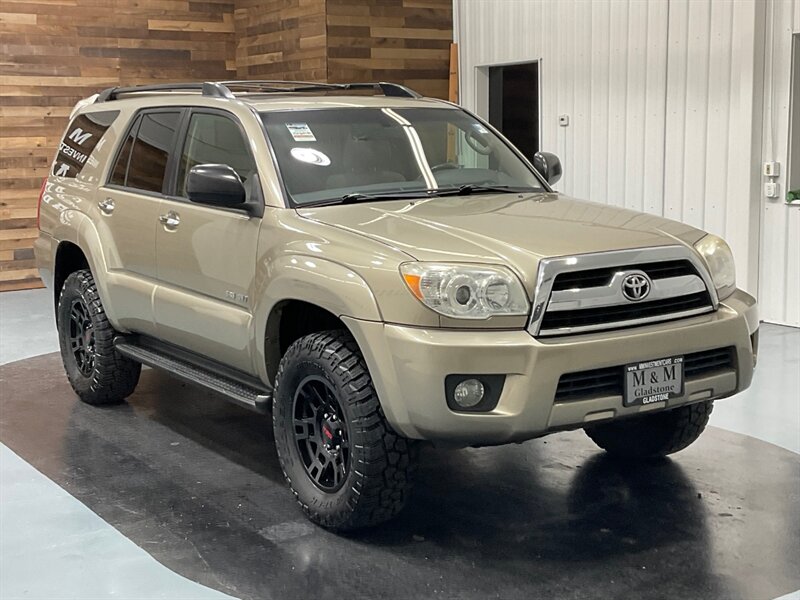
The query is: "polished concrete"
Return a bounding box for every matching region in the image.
[1,445,235,600]
[2,352,800,599]
[1,289,799,599]
[712,323,800,454]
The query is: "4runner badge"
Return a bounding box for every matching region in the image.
[225,290,249,304]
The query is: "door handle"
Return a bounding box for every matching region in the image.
[98,198,115,215]
[158,211,180,230]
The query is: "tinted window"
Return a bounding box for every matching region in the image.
[109,116,139,186]
[53,110,119,178]
[126,111,180,193]
[176,112,256,198]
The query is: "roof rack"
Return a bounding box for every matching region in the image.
[95,80,422,103]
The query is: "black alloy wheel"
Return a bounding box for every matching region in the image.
[273,330,417,530]
[67,297,95,377]
[293,375,351,492]
[57,269,141,405]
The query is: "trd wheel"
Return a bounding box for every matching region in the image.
[57,269,141,405]
[292,375,351,492]
[584,400,713,459]
[273,330,416,531]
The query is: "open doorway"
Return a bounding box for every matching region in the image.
[488,61,539,161]
[789,34,800,203]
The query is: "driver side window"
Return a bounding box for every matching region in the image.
[177,112,256,199]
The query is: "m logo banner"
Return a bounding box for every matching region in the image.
[67,128,93,145]
[52,111,119,178]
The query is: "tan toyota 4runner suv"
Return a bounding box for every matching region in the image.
[36,80,759,530]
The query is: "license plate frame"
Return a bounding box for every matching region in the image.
[624,356,685,407]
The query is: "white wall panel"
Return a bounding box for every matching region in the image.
[456,0,798,325]
[759,0,800,326]
[663,0,764,296]
[459,0,669,217]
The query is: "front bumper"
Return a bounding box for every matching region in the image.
[345,289,758,445]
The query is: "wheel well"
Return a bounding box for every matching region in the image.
[54,242,89,318]
[265,300,346,382]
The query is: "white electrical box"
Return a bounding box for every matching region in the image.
[765,182,780,198]
[763,162,780,177]
[558,114,569,127]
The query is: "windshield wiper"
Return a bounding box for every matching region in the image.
[427,184,538,197]
[300,185,538,208]
[340,191,429,204]
[341,185,536,202]
[301,190,432,207]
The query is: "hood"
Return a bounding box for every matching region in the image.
[297,193,706,291]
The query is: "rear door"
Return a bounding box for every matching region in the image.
[153,108,262,374]
[99,108,183,335]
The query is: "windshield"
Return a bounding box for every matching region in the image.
[260,107,545,206]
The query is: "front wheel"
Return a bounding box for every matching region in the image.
[584,401,713,459]
[273,330,416,530]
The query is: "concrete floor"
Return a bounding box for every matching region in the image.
[1,288,798,600]
[1,289,235,599]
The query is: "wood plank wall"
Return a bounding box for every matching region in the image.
[1,0,452,291]
[0,0,236,291]
[326,0,452,99]
[235,0,327,81]
[234,0,452,95]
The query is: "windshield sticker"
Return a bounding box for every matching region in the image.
[286,123,317,142]
[290,147,331,166]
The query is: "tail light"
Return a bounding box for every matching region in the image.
[37,177,47,229]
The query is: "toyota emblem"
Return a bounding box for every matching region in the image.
[621,272,652,301]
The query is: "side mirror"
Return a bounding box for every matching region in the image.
[186,164,246,208]
[532,151,562,186]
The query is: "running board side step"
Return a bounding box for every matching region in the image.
[114,338,272,413]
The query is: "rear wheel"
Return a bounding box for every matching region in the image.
[584,401,713,458]
[273,330,416,530]
[57,269,140,405]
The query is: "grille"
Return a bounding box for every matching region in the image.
[540,291,712,331]
[532,249,717,337]
[554,347,736,402]
[551,260,698,291]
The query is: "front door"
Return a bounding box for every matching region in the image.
[154,109,261,373]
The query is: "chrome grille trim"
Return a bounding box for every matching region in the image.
[528,246,718,337]
[546,273,707,312]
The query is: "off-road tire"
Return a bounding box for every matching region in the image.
[273,330,417,531]
[57,269,141,405]
[584,400,713,458]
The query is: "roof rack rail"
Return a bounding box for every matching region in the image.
[95,80,421,103]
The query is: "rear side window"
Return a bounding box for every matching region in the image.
[110,111,180,193]
[109,117,138,186]
[52,110,119,178]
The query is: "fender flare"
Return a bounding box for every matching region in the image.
[51,211,121,327]
[252,255,382,380]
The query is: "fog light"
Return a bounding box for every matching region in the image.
[453,378,485,408]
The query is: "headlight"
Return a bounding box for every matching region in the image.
[400,263,529,319]
[694,234,736,299]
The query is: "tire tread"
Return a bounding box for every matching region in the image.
[273,330,416,530]
[57,269,140,405]
[585,400,713,458]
